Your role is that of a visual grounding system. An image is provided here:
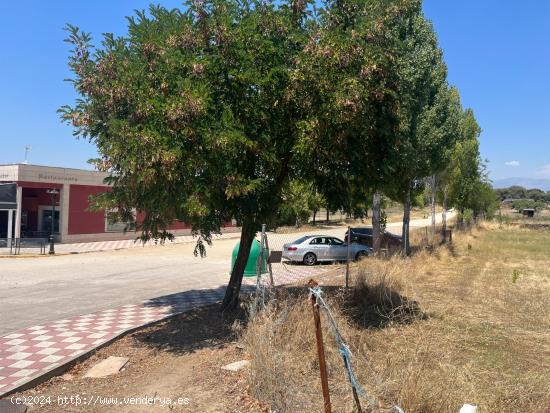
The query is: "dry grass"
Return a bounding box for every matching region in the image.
[240,223,550,412]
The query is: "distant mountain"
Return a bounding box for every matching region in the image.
[492,177,550,191]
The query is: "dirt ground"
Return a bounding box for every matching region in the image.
[13,304,263,413]
[238,224,550,412]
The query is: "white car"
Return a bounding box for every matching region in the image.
[282,235,372,265]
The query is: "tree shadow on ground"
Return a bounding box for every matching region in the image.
[341,281,428,329]
[134,285,251,356]
[133,278,426,356]
[134,299,248,356]
[260,284,428,330]
[442,241,459,257]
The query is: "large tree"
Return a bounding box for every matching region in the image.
[376,10,462,255]
[61,0,315,309]
[299,0,419,254]
[388,11,448,255]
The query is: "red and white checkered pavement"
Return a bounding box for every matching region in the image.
[0,265,334,397]
[55,232,241,254]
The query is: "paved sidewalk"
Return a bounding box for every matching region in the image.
[0,266,332,397]
[55,232,242,254]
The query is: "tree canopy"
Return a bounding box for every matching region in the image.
[61,0,494,307]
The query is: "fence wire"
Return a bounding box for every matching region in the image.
[309,285,406,413]
[249,226,410,411]
[261,225,351,287]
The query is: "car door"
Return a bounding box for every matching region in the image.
[309,237,330,260]
[307,237,323,260]
[327,237,348,260]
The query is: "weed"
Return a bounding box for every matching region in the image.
[511,269,520,284]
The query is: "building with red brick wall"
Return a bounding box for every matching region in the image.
[0,164,236,243]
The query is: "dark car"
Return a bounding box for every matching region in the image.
[345,227,402,253]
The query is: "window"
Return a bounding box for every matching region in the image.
[105,209,135,232]
[329,237,344,245]
[351,228,372,235]
[105,220,129,232]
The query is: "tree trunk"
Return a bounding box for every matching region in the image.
[402,186,411,256]
[326,209,329,223]
[312,210,317,226]
[441,189,447,241]
[222,220,257,310]
[430,175,437,242]
[372,191,381,254]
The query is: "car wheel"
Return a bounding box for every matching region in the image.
[303,252,317,266]
[355,251,368,261]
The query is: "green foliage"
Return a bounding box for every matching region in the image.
[495,186,550,203]
[61,1,316,245]
[444,108,496,218]
[462,209,474,225]
[512,269,520,284]
[525,188,549,202]
[413,192,427,208]
[59,0,492,304]
[511,199,546,213]
[297,0,418,210]
[278,180,325,227]
[471,181,499,219]
[495,186,527,201]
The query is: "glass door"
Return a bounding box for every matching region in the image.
[41,210,60,233]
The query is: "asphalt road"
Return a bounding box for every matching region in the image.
[0,212,452,336]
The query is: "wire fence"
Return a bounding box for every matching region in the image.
[255,222,454,290]
[249,239,407,412]
[249,220,461,412]
[261,224,351,286]
[309,284,406,413]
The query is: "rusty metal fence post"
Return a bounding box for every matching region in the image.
[308,279,332,413]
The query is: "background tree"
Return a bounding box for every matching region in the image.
[298,0,418,254]
[525,188,547,202]
[308,187,326,225]
[396,85,461,253]
[445,108,497,223]
[511,199,546,213]
[277,180,325,227]
[385,10,461,254]
[422,86,462,240]
[494,186,527,201]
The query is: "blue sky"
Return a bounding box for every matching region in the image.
[0,1,548,180]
